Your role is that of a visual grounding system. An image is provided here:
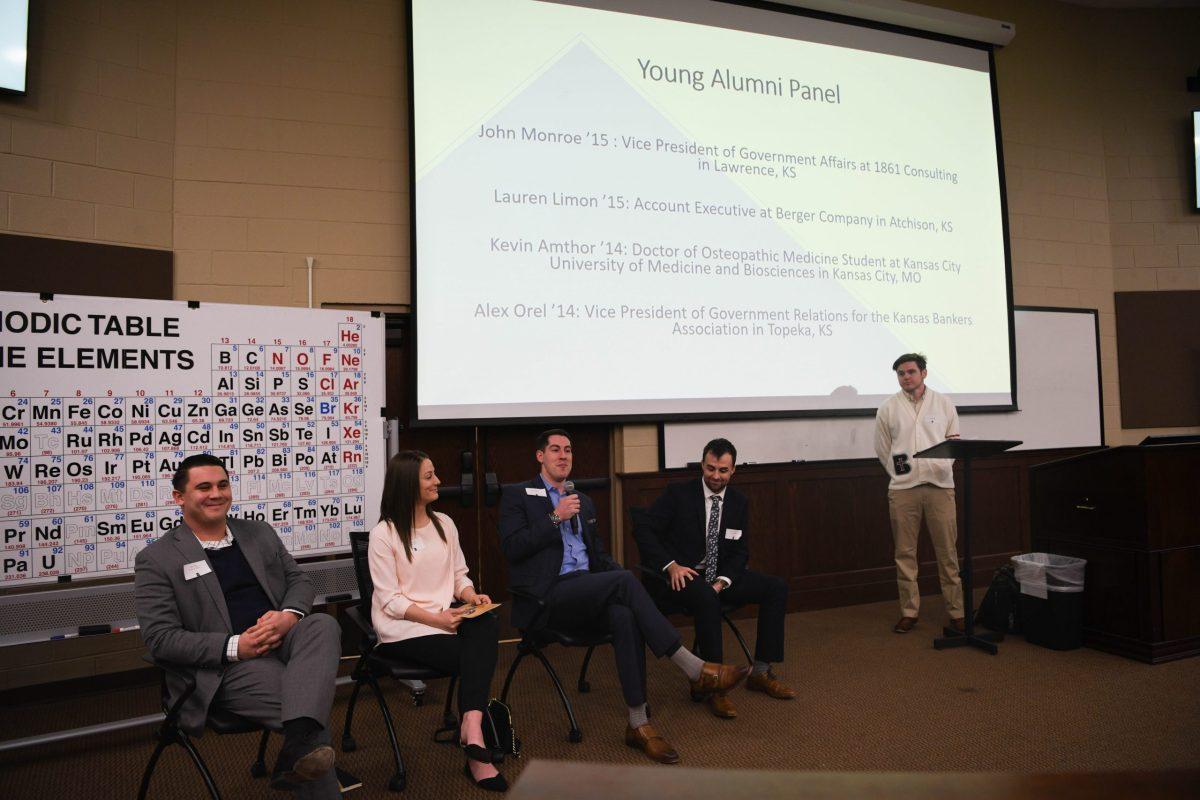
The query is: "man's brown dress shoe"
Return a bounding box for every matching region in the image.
[949,617,965,633]
[690,662,751,697]
[624,723,680,764]
[705,692,737,718]
[746,671,797,699]
[893,616,918,634]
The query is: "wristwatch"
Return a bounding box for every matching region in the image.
[548,511,562,525]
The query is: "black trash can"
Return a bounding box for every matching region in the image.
[1012,553,1086,651]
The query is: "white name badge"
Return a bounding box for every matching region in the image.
[411,539,424,552]
[526,487,547,497]
[724,529,742,540]
[183,560,212,581]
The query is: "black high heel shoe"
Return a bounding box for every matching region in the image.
[463,760,508,792]
[461,743,497,765]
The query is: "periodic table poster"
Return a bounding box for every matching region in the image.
[0,291,386,585]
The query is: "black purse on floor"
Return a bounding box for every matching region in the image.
[482,698,521,760]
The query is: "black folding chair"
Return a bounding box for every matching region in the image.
[341,530,459,793]
[499,586,614,743]
[138,657,272,800]
[630,507,755,666]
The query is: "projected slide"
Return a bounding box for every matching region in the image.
[413,0,1012,421]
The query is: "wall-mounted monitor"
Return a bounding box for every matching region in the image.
[0,0,28,94]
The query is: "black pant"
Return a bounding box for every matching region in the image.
[544,570,681,707]
[656,569,788,664]
[375,613,499,716]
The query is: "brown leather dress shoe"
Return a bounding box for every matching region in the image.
[705,692,737,718]
[690,662,751,697]
[893,616,918,634]
[746,671,797,699]
[624,723,680,764]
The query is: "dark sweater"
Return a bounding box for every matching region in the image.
[207,541,273,634]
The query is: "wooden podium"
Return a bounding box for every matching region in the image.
[914,438,1022,655]
[1029,442,1200,663]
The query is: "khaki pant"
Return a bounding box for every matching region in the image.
[888,485,963,619]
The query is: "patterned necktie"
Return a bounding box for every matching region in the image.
[704,495,721,582]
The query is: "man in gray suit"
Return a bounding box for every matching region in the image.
[135,454,342,796]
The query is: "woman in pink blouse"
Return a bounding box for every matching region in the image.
[368,450,505,792]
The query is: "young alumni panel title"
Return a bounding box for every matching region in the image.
[637,58,843,103]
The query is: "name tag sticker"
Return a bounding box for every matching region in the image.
[724,529,742,540]
[526,487,547,497]
[412,539,424,552]
[183,560,212,581]
[927,416,937,424]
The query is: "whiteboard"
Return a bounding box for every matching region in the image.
[0,291,386,585]
[662,307,1101,468]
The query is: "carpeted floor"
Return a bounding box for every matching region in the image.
[1,594,1197,799]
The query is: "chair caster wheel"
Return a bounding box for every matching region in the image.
[388,773,406,792]
[249,762,267,778]
[568,729,583,743]
[341,735,357,752]
[578,681,591,693]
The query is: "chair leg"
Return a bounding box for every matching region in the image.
[577,645,596,693]
[529,647,583,743]
[499,649,528,704]
[442,675,459,732]
[724,614,755,666]
[136,726,175,800]
[250,729,270,778]
[341,658,366,752]
[364,672,406,792]
[178,730,223,800]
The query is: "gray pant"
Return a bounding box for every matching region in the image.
[213,613,342,799]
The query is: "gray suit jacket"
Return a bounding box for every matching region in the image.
[134,517,314,734]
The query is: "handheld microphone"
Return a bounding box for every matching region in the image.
[563,480,580,534]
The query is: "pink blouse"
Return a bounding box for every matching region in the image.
[367,513,474,643]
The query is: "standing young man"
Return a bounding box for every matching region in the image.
[874,354,964,635]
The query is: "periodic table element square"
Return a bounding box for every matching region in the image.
[63,425,94,455]
[340,422,365,450]
[0,397,31,428]
[157,423,185,451]
[341,468,366,495]
[185,397,214,424]
[316,422,338,447]
[294,469,318,497]
[30,396,65,427]
[1,517,30,550]
[64,398,96,427]
[313,346,338,374]
[290,346,316,373]
[184,422,213,452]
[213,421,240,450]
[265,346,289,371]
[213,372,238,398]
[63,512,96,546]
[128,399,155,426]
[156,507,182,535]
[96,511,132,542]
[317,497,342,524]
[31,481,65,515]
[63,482,95,513]
[29,426,63,456]
[241,344,267,372]
[128,509,158,540]
[317,444,339,471]
[27,515,67,549]
[292,497,320,528]
[212,397,239,422]
[0,484,33,517]
[342,495,367,528]
[154,450,185,482]
[64,453,95,484]
[2,548,32,581]
[318,518,342,549]
[128,451,155,481]
[291,371,317,397]
[128,478,157,509]
[212,343,239,372]
[155,396,187,425]
[267,472,292,500]
[97,424,127,454]
[340,441,366,471]
[231,501,268,526]
[240,397,267,422]
[264,399,290,423]
[338,393,364,420]
[266,499,293,534]
[293,521,320,552]
[265,372,290,397]
[1,426,30,457]
[316,397,339,423]
[64,543,98,575]
[1,455,29,487]
[292,444,318,472]
[128,423,155,453]
[268,447,291,474]
[317,469,340,496]
[239,472,268,501]
[156,478,176,507]
[240,371,266,397]
[338,373,364,402]
[291,420,317,447]
[98,539,129,572]
[33,544,64,578]
[95,479,127,511]
[31,454,65,485]
[93,396,126,426]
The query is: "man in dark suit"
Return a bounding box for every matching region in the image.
[135,454,343,797]
[499,429,750,764]
[634,438,795,719]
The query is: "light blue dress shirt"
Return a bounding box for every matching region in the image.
[543,476,590,575]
